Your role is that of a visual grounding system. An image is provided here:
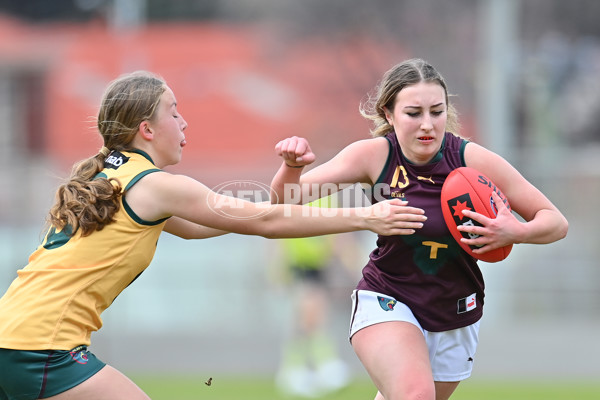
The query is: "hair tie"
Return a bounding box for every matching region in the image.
[99,146,111,157]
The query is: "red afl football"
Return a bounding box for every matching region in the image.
[441,167,512,262]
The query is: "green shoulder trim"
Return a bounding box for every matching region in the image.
[130,149,155,164]
[429,134,446,163]
[460,139,469,166]
[123,169,169,226]
[375,136,394,184]
[124,168,161,191]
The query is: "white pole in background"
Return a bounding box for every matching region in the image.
[476,0,519,160]
[110,0,146,31]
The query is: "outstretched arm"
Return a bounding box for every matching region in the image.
[127,170,427,239]
[163,216,228,239]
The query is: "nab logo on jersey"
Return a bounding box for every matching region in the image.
[104,151,130,169]
[446,193,483,249]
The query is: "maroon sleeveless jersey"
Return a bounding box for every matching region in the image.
[357,131,484,332]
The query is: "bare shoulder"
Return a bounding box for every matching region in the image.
[125,171,207,220]
[346,136,389,157]
[339,136,390,180]
[306,136,390,186]
[463,142,514,178]
[360,136,391,183]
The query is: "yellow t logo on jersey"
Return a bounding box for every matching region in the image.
[422,241,449,259]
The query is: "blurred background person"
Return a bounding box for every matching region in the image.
[271,234,353,398]
[268,193,366,398]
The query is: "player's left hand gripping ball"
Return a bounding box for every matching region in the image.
[441,167,512,262]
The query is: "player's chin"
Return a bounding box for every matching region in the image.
[166,153,183,166]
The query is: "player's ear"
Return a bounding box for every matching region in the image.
[383,107,393,125]
[139,121,153,140]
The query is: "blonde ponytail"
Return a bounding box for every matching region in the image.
[47,152,122,237]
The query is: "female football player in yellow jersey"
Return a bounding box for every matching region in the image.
[0,71,428,400]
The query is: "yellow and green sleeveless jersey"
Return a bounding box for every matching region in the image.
[0,150,168,350]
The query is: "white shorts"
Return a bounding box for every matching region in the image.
[349,289,481,382]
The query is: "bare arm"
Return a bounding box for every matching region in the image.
[459,142,568,253]
[270,136,390,204]
[125,171,427,239]
[163,216,229,240]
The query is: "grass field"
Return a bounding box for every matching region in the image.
[133,374,600,400]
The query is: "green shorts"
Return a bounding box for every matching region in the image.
[0,346,106,400]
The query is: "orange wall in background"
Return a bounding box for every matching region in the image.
[0,15,472,183]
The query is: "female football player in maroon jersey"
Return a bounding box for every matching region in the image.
[270,58,568,400]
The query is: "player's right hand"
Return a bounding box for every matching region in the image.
[275,136,316,168]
